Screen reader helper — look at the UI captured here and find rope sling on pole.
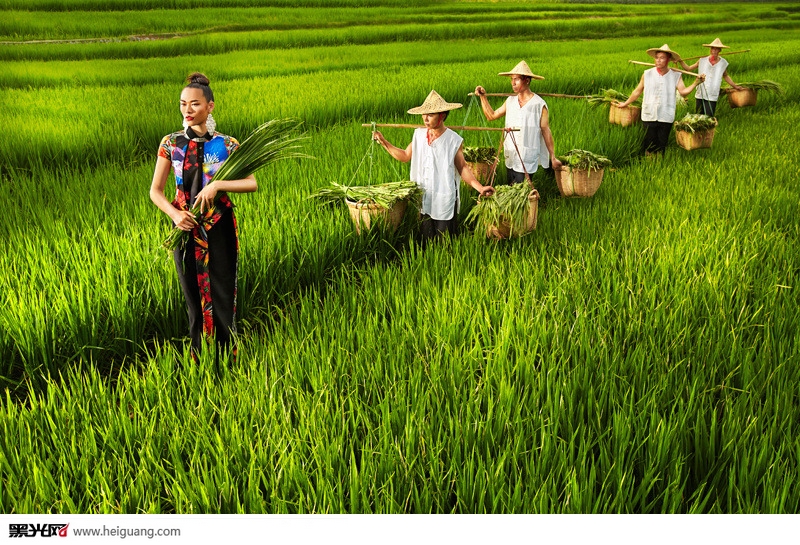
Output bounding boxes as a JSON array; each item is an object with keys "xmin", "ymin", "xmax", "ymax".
[
  {"xmin": 351, "ymin": 121, "xmax": 403, "ymax": 187},
  {"xmin": 459, "ymin": 94, "xmax": 494, "ymax": 147}
]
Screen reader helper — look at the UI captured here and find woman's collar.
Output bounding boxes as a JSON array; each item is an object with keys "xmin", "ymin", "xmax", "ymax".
[{"xmin": 185, "ymin": 126, "xmax": 213, "ymax": 141}]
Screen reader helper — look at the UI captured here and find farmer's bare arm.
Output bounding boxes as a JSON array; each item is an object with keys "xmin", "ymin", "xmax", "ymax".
[
  {"xmin": 723, "ymin": 71, "xmax": 743, "ymax": 91},
  {"xmin": 474, "ymin": 86, "xmax": 507, "ymax": 121},
  {"xmin": 540, "ymin": 107, "xmax": 562, "ymax": 171},
  {"xmin": 455, "ymin": 146, "xmax": 494, "ymax": 196},
  {"xmin": 372, "ymin": 131, "xmax": 412, "ymax": 162},
  {"xmin": 678, "ymin": 73, "xmax": 706, "ymax": 97},
  {"xmin": 616, "ymin": 75, "xmax": 645, "ymax": 107}
]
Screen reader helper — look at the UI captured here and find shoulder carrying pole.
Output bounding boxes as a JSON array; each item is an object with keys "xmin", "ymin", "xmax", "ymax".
[
  {"xmin": 363, "ymin": 123, "xmax": 519, "ymax": 132},
  {"xmin": 680, "ymin": 49, "xmax": 751, "ymax": 62},
  {"xmin": 628, "ymin": 60, "xmax": 700, "ymax": 77},
  {"xmin": 468, "ymin": 92, "xmax": 590, "ymax": 99}
]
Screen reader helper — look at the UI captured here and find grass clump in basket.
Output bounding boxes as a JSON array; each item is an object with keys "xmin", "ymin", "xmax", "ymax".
[
  {"xmin": 557, "ymin": 149, "xmax": 612, "ymax": 172},
  {"xmin": 724, "ymin": 80, "xmax": 784, "ymax": 94},
  {"xmin": 465, "ymin": 181, "xmax": 533, "ymax": 236},
  {"xmin": 674, "ymin": 114, "xmax": 718, "ymax": 134},
  {"xmin": 310, "ymin": 180, "xmax": 422, "ymax": 209},
  {"xmin": 586, "ymin": 88, "xmax": 641, "ymax": 107},
  {"xmin": 162, "ymin": 118, "xmax": 308, "ymax": 251},
  {"xmin": 463, "ymin": 146, "xmax": 497, "ymax": 165}
]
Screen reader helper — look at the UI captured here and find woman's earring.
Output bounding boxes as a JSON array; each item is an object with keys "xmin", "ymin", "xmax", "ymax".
[{"xmin": 206, "ymin": 113, "xmax": 216, "ymax": 135}]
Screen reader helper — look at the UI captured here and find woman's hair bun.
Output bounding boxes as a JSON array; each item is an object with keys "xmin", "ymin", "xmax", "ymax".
[{"xmin": 187, "ymin": 72, "xmax": 210, "ymax": 86}]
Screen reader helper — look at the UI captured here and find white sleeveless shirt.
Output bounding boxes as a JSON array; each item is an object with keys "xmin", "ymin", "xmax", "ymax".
[
  {"xmin": 504, "ymin": 94, "xmax": 550, "ymax": 173},
  {"xmin": 410, "ymin": 128, "xmax": 463, "ymax": 221},
  {"xmin": 642, "ymin": 67, "xmax": 682, "ymax": 123},
  {"xmin": 695, "ymin": 56, "xmax": 728, "ymax": 102}
]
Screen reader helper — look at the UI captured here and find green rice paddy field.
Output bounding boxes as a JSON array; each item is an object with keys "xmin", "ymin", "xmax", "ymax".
[{"xmin": 2, "ymin": 0, "xmax": 800, "ymax": 513}]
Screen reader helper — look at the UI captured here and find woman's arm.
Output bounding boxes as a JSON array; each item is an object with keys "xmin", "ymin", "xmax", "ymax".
[
  {"xmin": 150, "ymin": 155, "xmax": 198, "ymax": 231},
  {"xmin": 193, "ymin": 174, "xmax": 257, "ymax": 213}
]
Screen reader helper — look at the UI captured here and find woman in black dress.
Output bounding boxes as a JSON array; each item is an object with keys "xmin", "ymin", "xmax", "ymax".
[{"xmin": 149, "ymin": 73, "xmax": 257, "ymax": 361}]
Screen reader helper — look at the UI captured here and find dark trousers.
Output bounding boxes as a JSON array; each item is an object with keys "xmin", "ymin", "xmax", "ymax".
[
  {"xmin": 420, "ymin": 213, "xmax": 458, "ymax": 245},
  {"xmin": 696, "ymin": 98, "xmax": 718, "ymax": 117},
  {"xmin": 506, "ymin": 168, "xmax": 528, "ymax": 185},
  {"xmin": 173, "ymin": 211, "xmax": 238, "ymax": 356},
  {"xmin": 642, "ymin": 121, "xmax": 673, "ymax": 154}
]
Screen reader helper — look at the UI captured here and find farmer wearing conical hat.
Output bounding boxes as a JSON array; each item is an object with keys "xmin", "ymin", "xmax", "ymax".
[
  {"xmin": 372, "ymin": 91, "xmax": 494, "ymax": 242},
  {"xmin": 615, "ymin": 44, "xmax": 706, "ymax": 156},
  {"xmin": 372, "ymin": 90, "xmax": 495, "ymax": 243},
  {"xmin": 474, "ymin": 60, "xmax": 562, "ymax": 184},
  {"xmin": 678, "ymin": 38, "xmax": 743, "ymax": 116}
]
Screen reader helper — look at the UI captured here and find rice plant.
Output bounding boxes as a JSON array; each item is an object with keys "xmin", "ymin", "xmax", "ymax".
[{"xmin": 1, "ymin": 2, "xmax": 799, "ymax": 515}]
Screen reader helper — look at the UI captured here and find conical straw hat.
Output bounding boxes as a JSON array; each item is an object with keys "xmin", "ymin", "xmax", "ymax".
[
  {"xmin": 702, "ymin": 38, "xmax": 730, "ymax": 49},
  {"xmin": 646, "ymin": 44, "xmax": 682, "ymax": 62},
  {"xmin": 407, "ymin": 90, "xmax": 462, "ymax": 115},
  {"xmin": 497, "ymin": 60, "xmax": 545, "ymax": 80}
]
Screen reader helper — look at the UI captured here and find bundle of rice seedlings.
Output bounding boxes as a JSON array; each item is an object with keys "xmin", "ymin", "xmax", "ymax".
[
  {"xmin": 463, "ymin": 146, "xmax": 497, "ymax": 165},
  {"xmin": 586, "ymin": 88, "xmax": 641, "ymax": 107},
  {"xmin": 162, "ymin": 119, "xmax": 308, "ymax": 251},
  {"xmin": 674, "ymin": 114, "xmax": 718, "ymax": 134},
  {"xmin": 724, "ymin": 80, "xmax": 784, "ymax": 94},
  {"xmin": 310, "ymin": 180, "xmax": 422, "ymax": 209},
  {"xmin": 465, "ymin": 181, "xmax": 533, "ymax": 236},
  {"xmin": 557, "ymin": 149, "xmax": 613, "ymax": 172}
]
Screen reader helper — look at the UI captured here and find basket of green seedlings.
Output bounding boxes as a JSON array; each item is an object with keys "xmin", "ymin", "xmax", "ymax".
[
  {"xmin": 555, "ymin": 149, "xmax": 613, "ymax": 197},
  {"xmin": 674, "ymin": 114, "xmax": 718, "ymax": 150},
  {"xmin": 466, "ymin": 181, "xmax": 539, "ymax": 240},
  {"xmin": 310, "ymin": 180, "xmax": 422, "ymax": 234},
  {"xmin": 587, "ymin": 89, "xmax": 642, "ymax": 126},
  {"xmin": 723, "ymin": 80, "xmax": 784, "ymax": 108},
  {"xmin": 463, "ymin": 146, "xmax": 498, "ymax": 183}
]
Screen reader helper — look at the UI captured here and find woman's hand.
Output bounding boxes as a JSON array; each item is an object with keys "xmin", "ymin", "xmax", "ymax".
[
  {"xmin": 193, "ymin": 182, "xmax": 219, "ymax": 213},
  {"xmin": 172, "ymin": 209, "xmax": 198, "ymax": 232}
]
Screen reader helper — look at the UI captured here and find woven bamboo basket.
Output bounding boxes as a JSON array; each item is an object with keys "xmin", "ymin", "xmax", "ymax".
[
  {"xmin": 727, "ymin": 88, "xmax": 757, "ymax": 108},
  {"xmin": 467, "ymin": 161, "xmax": 494, "ymax": 183},
  {"xmin": 676, "ymin": 128, "xmax": 716, "ymax": 150},
  {"xmin": 609, "ymin": 104, "xmax": 641, "ymax": 126},
  {"xmin": 555, "ymin": 166, "xmax": 605, "ymax": 197},
  {"xmin": 486, "ymin": 189, "xmax": 539, "ymax": 240},
  {"xmin": 346, "ymin": 198, "xmax": 408, "ymax": 235}
]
